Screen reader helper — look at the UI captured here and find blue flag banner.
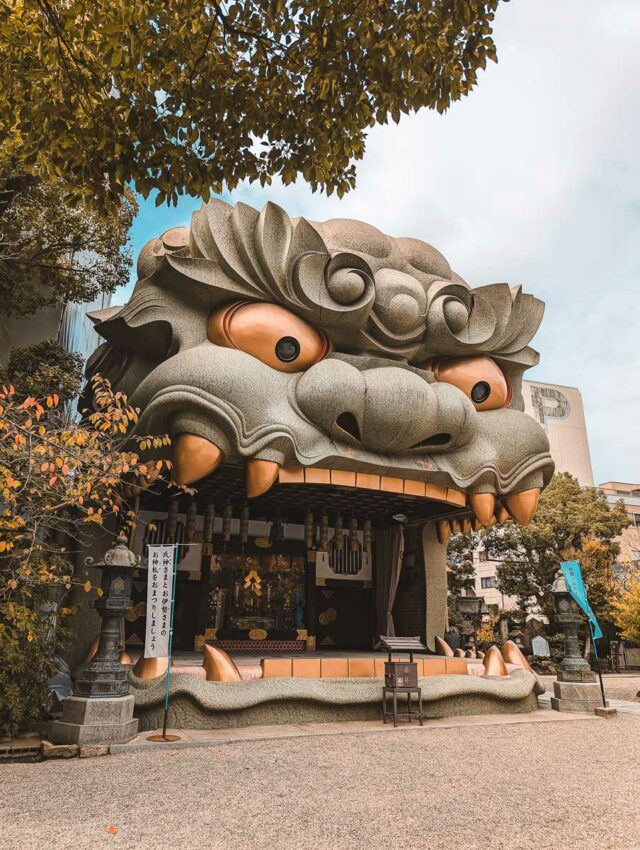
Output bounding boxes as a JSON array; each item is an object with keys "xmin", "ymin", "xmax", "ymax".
[{"xmin": 560, "ymin": 560, "xmax": 603, "ymax": 641}]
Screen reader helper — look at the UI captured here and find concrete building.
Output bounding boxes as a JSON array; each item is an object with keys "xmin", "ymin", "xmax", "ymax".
[
  {"xmin": 0, "ymin": 294, "xmax": 111, "ymax": 396},
  {"xmin": 598, "ymin": 481, "xmax": 640, "ymax": 581},
  {"xmin": 473, "ymin": 379, "xmax": 595, "ymax": 611},
  {"xmin": 522, "ymin": 379, "xmax": 594, "ymax": 487},
  {"xmin": 57, "ymin": 295, "xmax": 112, "ymax": 368},
  {"xmin": 471, "ymin": 546, "xmax": 518, "ymax": 610}
]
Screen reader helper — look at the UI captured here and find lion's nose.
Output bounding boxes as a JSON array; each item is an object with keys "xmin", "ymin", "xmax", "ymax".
[{"xmin": 295, "ymin": 359, "xmax": 476, "ymax": 453}]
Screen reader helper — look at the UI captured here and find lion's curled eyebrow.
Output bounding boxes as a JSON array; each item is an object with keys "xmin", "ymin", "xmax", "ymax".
[{"xmin": 89, "ymin": 198, "xmax": 544, "ymax": 375}]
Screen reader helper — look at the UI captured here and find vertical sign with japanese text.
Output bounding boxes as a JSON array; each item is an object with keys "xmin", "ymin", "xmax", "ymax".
[{"xmin": 144, "ymin": 545, "xmax": 175, "ymax": 658}]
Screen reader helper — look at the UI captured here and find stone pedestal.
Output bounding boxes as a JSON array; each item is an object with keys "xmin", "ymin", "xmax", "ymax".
[
  {"xmin": 50, "ymin": 695, "xmax": 138, "ymax": 746},
  {"xmin": 550, "ymin": 674, "xmax": 607, "ymax": 714}
]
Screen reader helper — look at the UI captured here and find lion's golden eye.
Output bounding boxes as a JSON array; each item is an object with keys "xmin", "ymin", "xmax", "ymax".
[
  {"xmin": 424, "ymin": 355, "xmax": 511, "ymax": 411},
  {"xmin": 207, "ymin": 301, "xmax": 330, "ymax": 373}
]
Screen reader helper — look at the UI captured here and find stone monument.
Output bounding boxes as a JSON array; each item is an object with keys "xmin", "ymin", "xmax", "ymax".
[{"xmin": 531, "ymin": 635, "xmax": 550, "ymax": 657}]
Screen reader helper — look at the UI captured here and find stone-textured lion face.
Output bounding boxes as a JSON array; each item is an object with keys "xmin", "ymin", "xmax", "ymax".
[{"xmin": 87, "ymin": 199, "xmax": 553, "ymax": 524}]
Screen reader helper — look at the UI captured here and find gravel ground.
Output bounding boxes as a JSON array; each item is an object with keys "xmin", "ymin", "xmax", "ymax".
[
  {"xmin": 541, "ymin": 674, "xmax": 640, "ymax": 702},
  {"xmin": 2, "ymin": 715, "xmax": 640, "ymax": 850}
]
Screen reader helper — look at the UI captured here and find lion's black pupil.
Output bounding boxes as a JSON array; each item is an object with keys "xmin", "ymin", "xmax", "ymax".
[
  {"xmin": 275, "ymin": 336, "xmax": 300, "ymax": 363},
  {"xmin": 471, "ymin": 381, "xmax": 491, "ymax": 404}
]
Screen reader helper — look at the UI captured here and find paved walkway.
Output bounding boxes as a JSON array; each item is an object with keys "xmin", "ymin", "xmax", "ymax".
[{"xmin": 2, "ymin": 711, "xmax": 639, "ymax": 850}]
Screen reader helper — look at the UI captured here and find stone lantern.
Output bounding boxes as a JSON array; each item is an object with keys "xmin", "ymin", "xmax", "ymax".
[
  {"xmin": 73, "ymin": 531, "xmax": 139, "ymax": 698},
  {"xmin": 549, "ymin": 568, "xmax": 602, "ymax": 713},
  {"xmin": 51, "ymin": 533, "xmax": 140, "ymax": 746},
  {"xmin": 455, "ymin": 594, "xmax": 483, "ymax": 652}
]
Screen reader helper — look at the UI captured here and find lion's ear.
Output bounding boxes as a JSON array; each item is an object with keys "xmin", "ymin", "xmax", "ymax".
[
  {"xmin": 88, "ymin": 288, "xmax": 175, "ymax": 359},
  {"xmin": 93, "ymin": 316, "xmax": 173, "ymax": 359},
  {"xmin": 87, "ymin": 306, "xmax": 122, "ymax": 326}
]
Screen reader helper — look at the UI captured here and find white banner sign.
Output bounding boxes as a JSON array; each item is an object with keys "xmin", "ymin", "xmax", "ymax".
[{"xmin": 144, "ymin": 545, "xmax": 175, "ymax": 659}]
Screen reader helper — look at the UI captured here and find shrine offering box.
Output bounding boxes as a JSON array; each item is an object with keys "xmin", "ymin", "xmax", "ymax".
[{"xmin": 384, "ymin": 661, "xmax": 418, "ymax": 688}]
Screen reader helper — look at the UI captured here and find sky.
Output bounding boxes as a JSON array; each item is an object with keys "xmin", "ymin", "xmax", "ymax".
[{"xmin": 120, "ymin": 0, "xmax": 640, "ymax": 486}]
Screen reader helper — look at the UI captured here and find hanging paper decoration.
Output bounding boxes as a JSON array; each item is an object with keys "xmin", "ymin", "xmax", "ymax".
[
  {"xmin": 349, "ymin": 516, "xmax": 359, "ymax": 551},
  {"xmin": 304, "ymin": 509, "xmax": 314, "ymax": 549},
  {"xmin": 240, "ymin": 504, "xmax": 250, "ymax": 544},
  {"xmin": 363, "ymin": 516, "xmax": 372, "ymax": 554},
  {"xmin": 320, "ymin": 511, "xmax": 329, "ymax": 552},
  {"xmin": 222, "ymin": 502, "xmax": 233, "ymax": 542},
  {"xmin": 334, "ymin": 513, "xmax": 344, "ymax": 550},
  {"xmin": 204, "ymin": 502, "xmax": 216, "ymax": 544}
]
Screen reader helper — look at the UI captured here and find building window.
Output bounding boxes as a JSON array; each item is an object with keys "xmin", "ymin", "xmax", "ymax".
[
  {"xmin": 477, "ymin": 549, "xmax": 488, "ymax": 562},
  {"xmin": 481, "ymin": 577, "xmax": 497, "ymax": 589}
]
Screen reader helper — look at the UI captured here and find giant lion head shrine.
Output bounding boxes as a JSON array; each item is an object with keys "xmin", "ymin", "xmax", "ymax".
[{"xmin": 81, "ymin": 199, "xmax": 554, "ymax": 731}]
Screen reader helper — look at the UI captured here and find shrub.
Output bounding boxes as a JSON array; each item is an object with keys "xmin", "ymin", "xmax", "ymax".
[
  {"xmin": 0, "ymin": 574, "xmax": 75, "ymax": 737},
  {"xmin": 0, "ymin": 376, "xmax": 175, "ymax": 736}
]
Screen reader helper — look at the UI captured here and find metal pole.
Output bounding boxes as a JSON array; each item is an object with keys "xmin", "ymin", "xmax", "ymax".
[
  {"xmin": 589, "ymin": 621, "xmax": 607, "ymax": 708},
  {"xmin": 161, "ymin": 542, "xmax": 180, "ymax": 738}
]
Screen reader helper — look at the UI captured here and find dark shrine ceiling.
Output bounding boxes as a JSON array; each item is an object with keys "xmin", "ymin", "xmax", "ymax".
[
  {"xmin": 141, "ymin": 465, "xmax": 469, "ymax": 527},
  {"xmin": 139, "ymin": 462, "xmax": 469, "ymax": 528}
]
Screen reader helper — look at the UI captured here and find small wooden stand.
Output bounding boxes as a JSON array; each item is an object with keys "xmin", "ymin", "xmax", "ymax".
[
  {"xmin": 379, "ymin": 635, "xmax": 428, "ymax": 728},
  {"xmin": 382, "ymin": 685, "xmax": 424, "ymax": 727}
]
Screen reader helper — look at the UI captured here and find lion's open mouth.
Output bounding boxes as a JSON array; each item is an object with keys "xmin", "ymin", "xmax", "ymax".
[
  {"xmin": 161, "ymin": 431, "xmax": 545, "ymax": 545},
  {"xmin": 134, "ymin": 381, "xmax": 552, "ymax": 537}
]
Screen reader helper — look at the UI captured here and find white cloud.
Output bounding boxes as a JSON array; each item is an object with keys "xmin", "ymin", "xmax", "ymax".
[{"xmin": 122, "ymin": 0, "xmax": 640, "ymax": 483}]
